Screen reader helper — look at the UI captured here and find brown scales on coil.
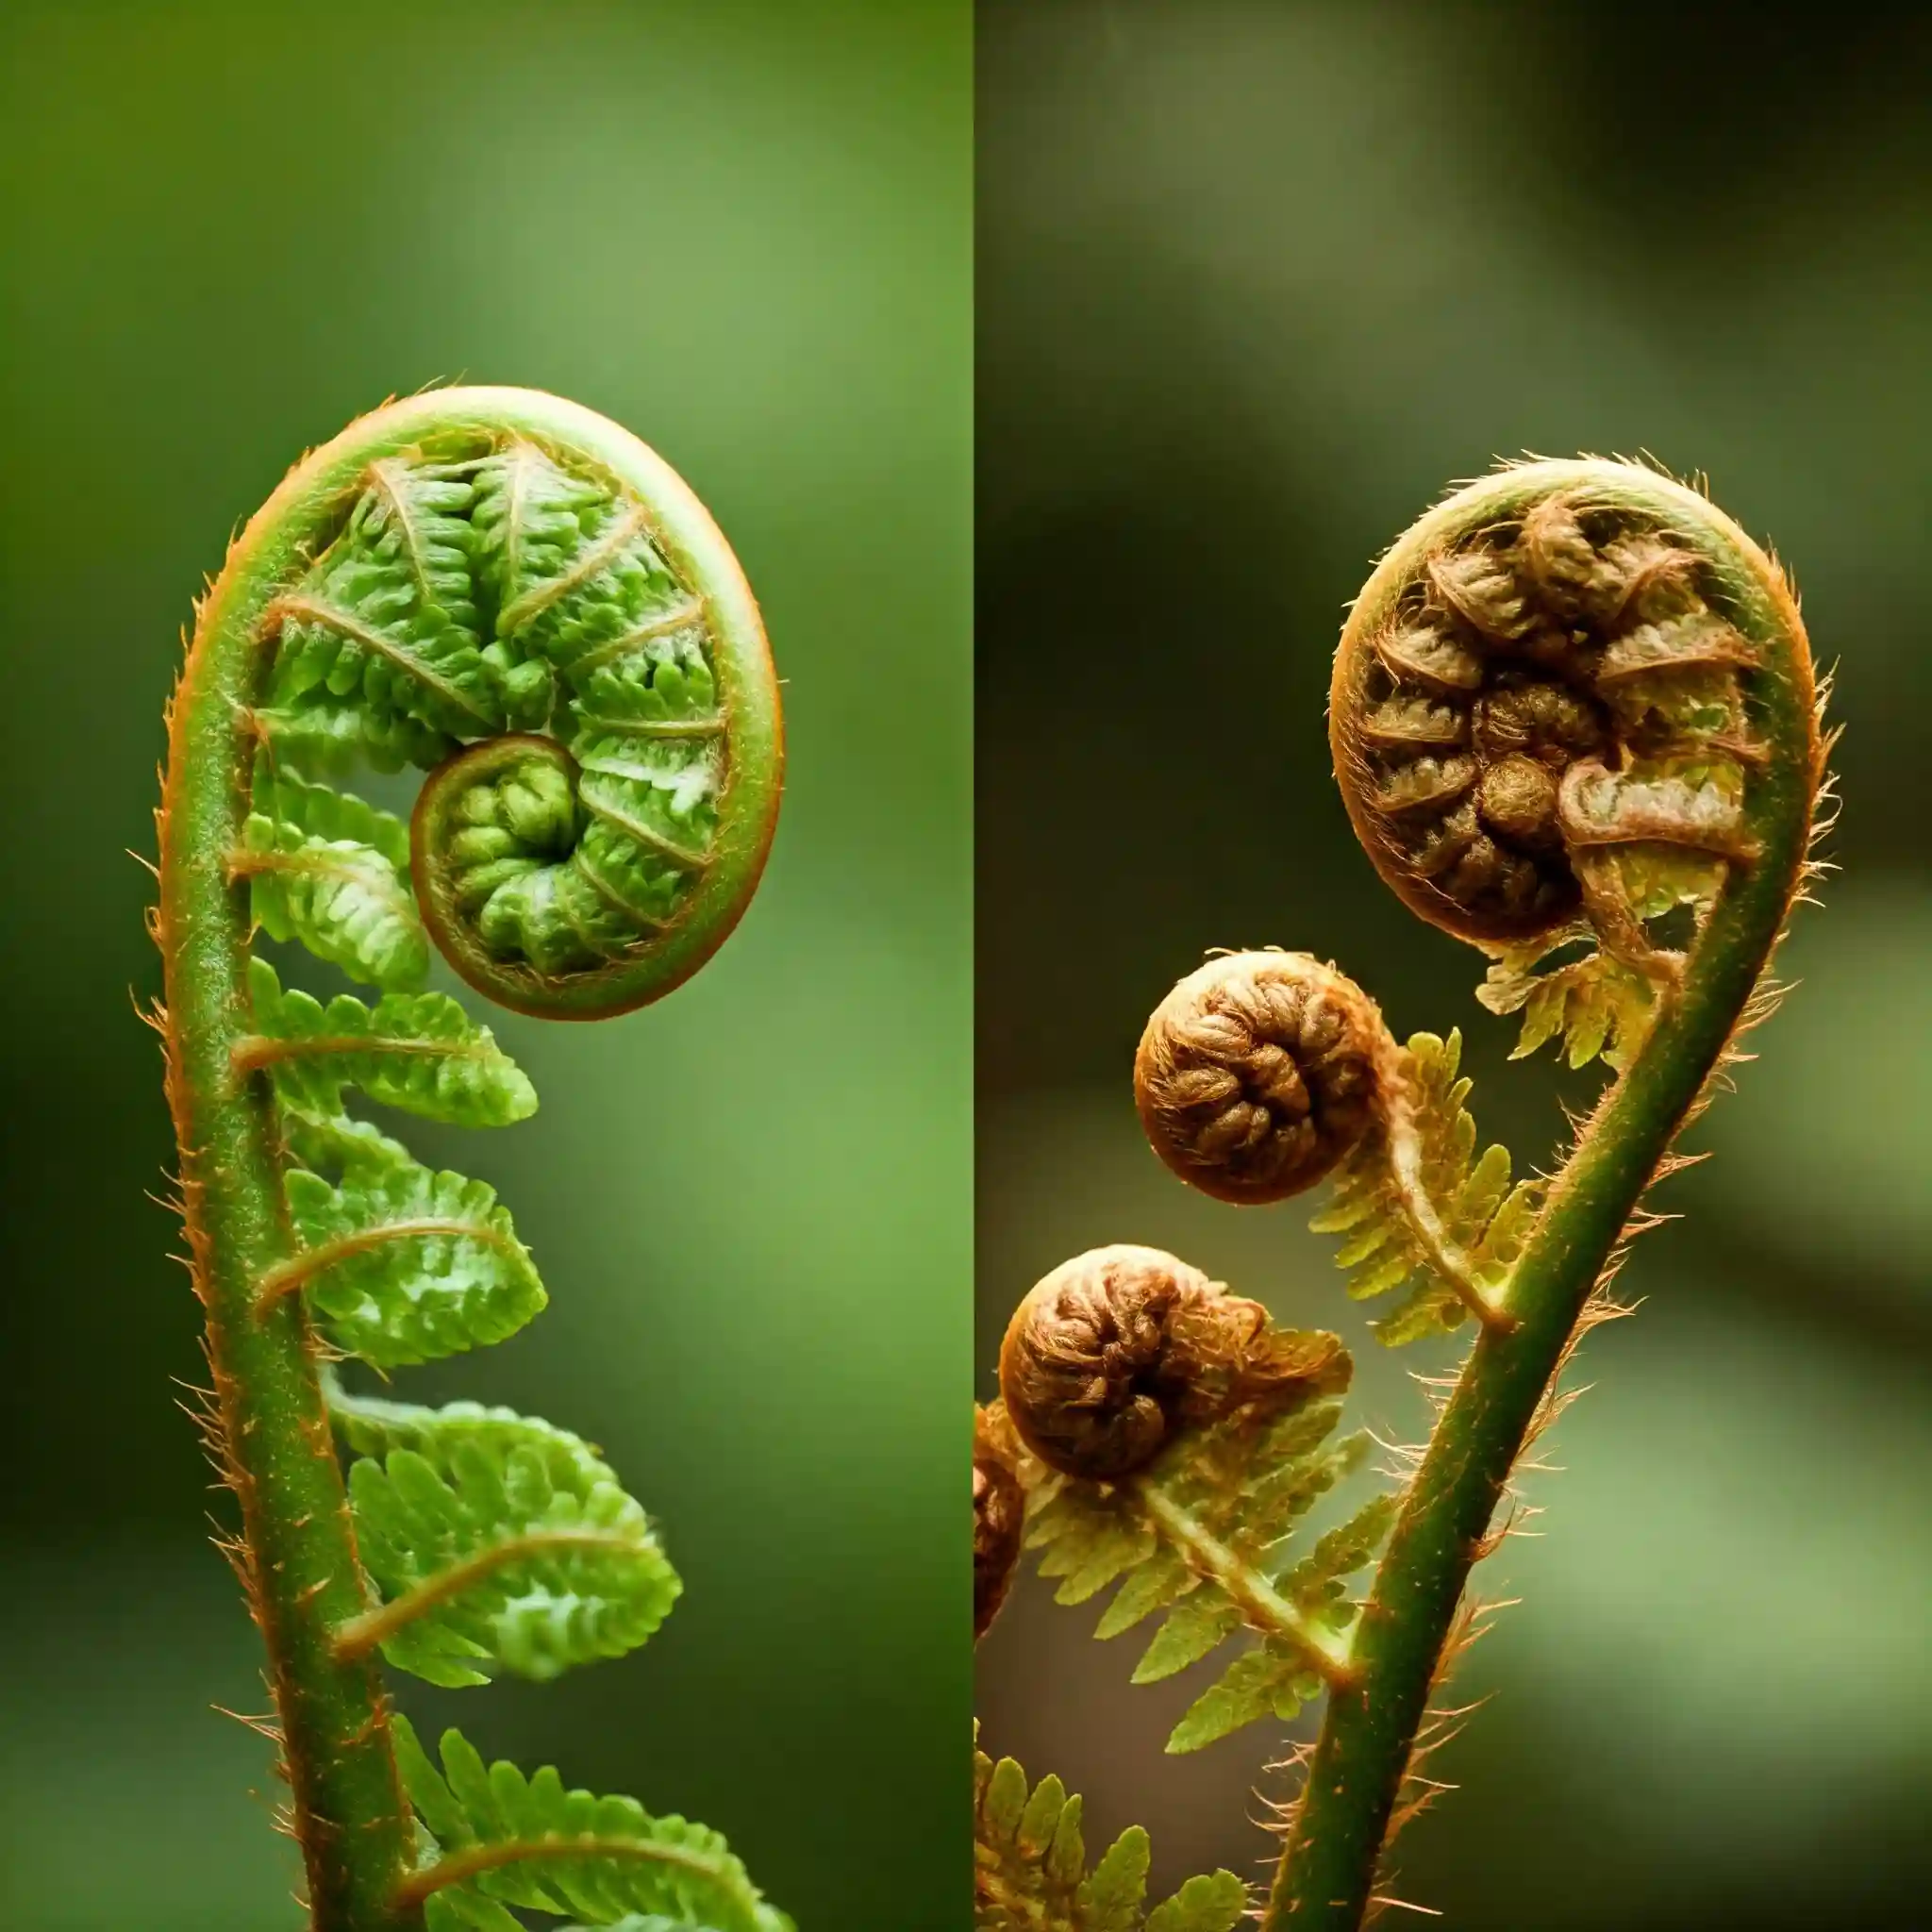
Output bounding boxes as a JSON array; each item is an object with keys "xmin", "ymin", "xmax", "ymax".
[
  {"xmin": 1334, "ymin": 488, "xmax": 1764, "ymax": 952},
  {"xmin": 1135, "ymin": 952, "xmax": 1390, "ymax": 1205},
  {"xmin": 998, "ymin": 1243, "xmax": 1349, "ymax": 1482}
]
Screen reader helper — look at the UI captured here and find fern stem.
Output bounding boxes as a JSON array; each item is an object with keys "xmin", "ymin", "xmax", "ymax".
[
  {"xmin": 1265, "ymin": 463, "xmax": 1821, "ymax": 1928},
  {"xmin": 1133, "ymin": 1485, "xmax": 1356, "ymax": 1685}
]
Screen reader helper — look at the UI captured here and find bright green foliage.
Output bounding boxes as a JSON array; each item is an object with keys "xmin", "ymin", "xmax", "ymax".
[
  {"xmin": 254, "ymin": 763, "xmax": 415, "ymax": 868},
  {"xmin": 270, "ymin": 458, "xmax": 503, "ymax": 745},
  {"xmin": 246, "ymin": 956, "xmax": 538, "ymax": 1126},
  {"xmin": 244, "ymin": 766, "xmax": 427, "ymax": 991},
  {"xmin": 165, "ymin": 404, "xmax": 790, "ymax": 1931},
  {"xmin": 973, "ymin": 1740, "xmax": 1247, "ymax": 1932},
  {"xmin": 394, "ymin": 1718, "xmax": 791, "ymax": 1932},
  {"xmin": 1022, "ymin": 1397, "xmax": 1391, "ymax": 1752},
  {"xmin": 282, "ymin": 1160, "xmax": 543, "ymax": 1367},
  {"xmin": 334, "ymin": 1391, "xmax": 678, "ymax": 1688},
  {"xmin": 282, "ymin": 1104, "xmax": 414, "ymax": 1177},
  {"xmin": 1311, "ymin": 1030, "xmax": 1541, "ymax": 1345},
  {"xmin": 447, "ymin": 440, "xmax": 726, "ymax": 970},
  {"xmin": 255, "ymin": 691, "xmax": 453, "ymax": 775}
]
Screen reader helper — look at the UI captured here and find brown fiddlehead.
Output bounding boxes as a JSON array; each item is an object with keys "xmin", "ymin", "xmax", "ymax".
[{"xmin": 979, "ymin": 458, "xmax": 1827, "ymax": 1932}]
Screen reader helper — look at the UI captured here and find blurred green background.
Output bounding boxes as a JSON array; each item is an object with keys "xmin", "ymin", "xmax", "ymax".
[
  {"xmin": 976, "ymin": 5, "xmax": 1930, "ymax": 1930},
  {"xmin": 0, "ymin": 4, "xmax": 968, "ymax": 1928}
]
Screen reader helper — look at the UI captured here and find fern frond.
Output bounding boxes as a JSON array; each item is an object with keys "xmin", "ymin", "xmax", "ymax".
[
  {"xmin": 475, "ymin": 442, "xmax": 688, "ymax": 678},
  {"xmin": 254, "ymin": 692, "xmax": 454, "ymax": 777},
  {"xmin": 242, "ymin": 956, "xmax": 538, "ymax": 1126},
  {"xmin": 1310, "ymin": 1030, "xmax": 1540, "ymax": 1344},
  {"xmin": 254, "ymin": 762, "xmax": 415, "ymax": 867},
  {"xmin": 393, "ymin": 1718, "xmax": 791, "ymax": 1932},
  {"xmin": 271, "ymin": 1159, "xmax": 544, "ymax": 1366},
  {"xmin": 974, "ymin": 1737, "xmax": 1247, "ymax": 1932},
  {"xmin": 1476, "ymin": 934, "xmax": 1658, "ymax": 1072},
  {"xmin": 328, "ymin": 1390, "xmax": 678, "ymax": 1688},
  {"xmin": 281, "ymin": 1104, "xmax": 415, "ymax": 1177},
  {"xmin": 240, "ymin": 768, "xmax": 427, "ymax": 991},
  {"xmin": 1019, "ymin": 1392, "xmax": 1389, "ymax": 1752},
  {"xmin": 269, "ymin": 460, "xmax": 503, "ymax": 744}
]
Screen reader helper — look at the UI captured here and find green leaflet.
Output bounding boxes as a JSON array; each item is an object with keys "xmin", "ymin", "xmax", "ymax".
[
  {"xmin": 281, "ymin": 1159, "xmax": 544, "ymax": 1368},
  {"xmin": 242, "ymin": 767, "xmax": 426, "ymax": 991},
  {"xmin": 395, "ymin": 1718, "xmax": 791, "ymax": 1932},
  {"xmin": 253, "ymin": 763, "xmax": 414, "ymax": 868},
  {"xmin": 1022, "ymin": 1397, "xmax": 1391, "ymax": 1753},
  {"xmin": 281, "ymin": 1104, "xmax": 415, "ymax": 1177},
  {"xmin": 447, "ymin": 440, "xmax": 729, "ymax": 971},
  {"xmin": 270, "ymin": 459, "xmax": 505, "ymax": 744},
  {"xmin": 973, "ymin": 1740, "xmax": 1247, "ymax": 1932},
  {"xmin": 475, "ymin": 441, "xmax": 690, "ymax": 677},
  {"xmin": 245, "ymin": 956, "xmax": 538, "ymax": 1127},
  {"xmin": 255, "ymin": 692, "xmax": 454, "ymax": 777},
  {"xmin": 1310, "ymin": 1030, "xmax": 1541, "ymax": 1345},
  {"xmin": 332, "ymin": 1391, "xmax": 679, "ymax": 1688}
]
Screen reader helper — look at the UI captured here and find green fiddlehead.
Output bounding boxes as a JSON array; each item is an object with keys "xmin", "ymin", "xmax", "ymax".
[
  {"xmin": 154, "ymin": 387, "xmax": 788, "ymax": 1931},
  {"xmin": 978, "ymin": 459, "xmax": 1825, "ymax": 1930}
]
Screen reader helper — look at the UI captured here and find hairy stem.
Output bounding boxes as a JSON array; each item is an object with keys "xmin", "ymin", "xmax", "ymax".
[
  {"xmin": 1266, "ymin": 464, "xmax": 1820, "ymax": 1928},
  {"xmin": 158, "ymin": 387, "xmax": 772, "ymax": 1929}
]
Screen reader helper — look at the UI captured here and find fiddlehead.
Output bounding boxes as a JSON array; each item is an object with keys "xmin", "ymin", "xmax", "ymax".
[
  {"xmin": 1133, "ymin": 954, "xmax": 1384, "ymax": 1206},
  {"xmin": 980, "ymin": 458, "xmax": 1825, "ymax": 1932},
  {"xmin": 998, "ymin": 1242, "xmax": 1349, "ymax": 1481},
  {"xmin": 153, "ymin": 388, "xmax": 787, "ymax": 1931}
]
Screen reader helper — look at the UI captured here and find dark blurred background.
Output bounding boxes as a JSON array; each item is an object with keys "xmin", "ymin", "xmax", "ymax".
[
  {"xmin": 976, "ymin": 5, "xmax": 1931, "ymax": 1929},
  {"xmin": 0, "ymin": 5, "xmax": 967, "ymax": 1928}
]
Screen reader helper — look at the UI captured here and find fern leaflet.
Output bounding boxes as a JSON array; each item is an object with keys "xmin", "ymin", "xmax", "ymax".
[
  {"xmin": 242, "ymin": 956, "xmax": 538, "ymax": 1127},
  {"xmin": 271, "ymin": 1159, "xmax": 544, "ymax": 1366},
  {"xmin": 974, "ymin": 1738, "xmax": 1247, "ymax": 1932},
  {"xmin": 241, "ymin": 764, "xmax": 427, "ymax": 991},
  {"xmin": 270, "ymin": 459, "xmax": 502, "ymax": 741},
  {"xmin": 1015, "ymin": 1391, "xmax": 1392, "ymax": 1752},
  {"xmin": 330, "ymin": 1387, "xmax": 678, "ymax": 1688},
  {"xmin": 394, "ymin": 1718, "xmax": 791, "ymax": 1932},
  {"xmin": 1310, "ymin": 1029, "xmax": 1540, "ymax": 1344}
]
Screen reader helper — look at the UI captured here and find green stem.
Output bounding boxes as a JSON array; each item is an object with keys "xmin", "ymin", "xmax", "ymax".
[
  {"xmin": 1265, "ymin": 463, "xmax": 1821, "ymax": 1928},
  {"xmin": 158, "ymin": 386, "xmax": 768, "ymax": 1929}
]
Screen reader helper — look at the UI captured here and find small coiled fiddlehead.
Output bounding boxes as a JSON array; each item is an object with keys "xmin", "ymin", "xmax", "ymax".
[
  {"xmin": 1133, "ymin": 954, "xmax": 1385, "ymax": 1205},
  {"xmin": 154, "ymin": 388, "xmax": 787, "ymax": 1931},
  {"xmin": 978, "ymin": 458, "xmax": 1826, "ymax": 1932},
  {"xmin": 999, "ymin": 1243, "xmax": 1349, "ymax": 1481}
]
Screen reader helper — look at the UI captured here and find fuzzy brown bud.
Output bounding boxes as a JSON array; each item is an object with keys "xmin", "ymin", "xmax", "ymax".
[
  {"xmin": 997, "ymin": 1243, "xmax": 1349, "ymax": 1481},
  {"xmin": 1331, "ymin": 470, "xmax": 1766, "ymax": 948},
  {"xmin": 973, "ymin": 1407, "xmax": 1024, "ymax": 1641},
  {"xmin": 1134, "ymin": 952, "xmax": 1390, "ymax": 1206}
]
